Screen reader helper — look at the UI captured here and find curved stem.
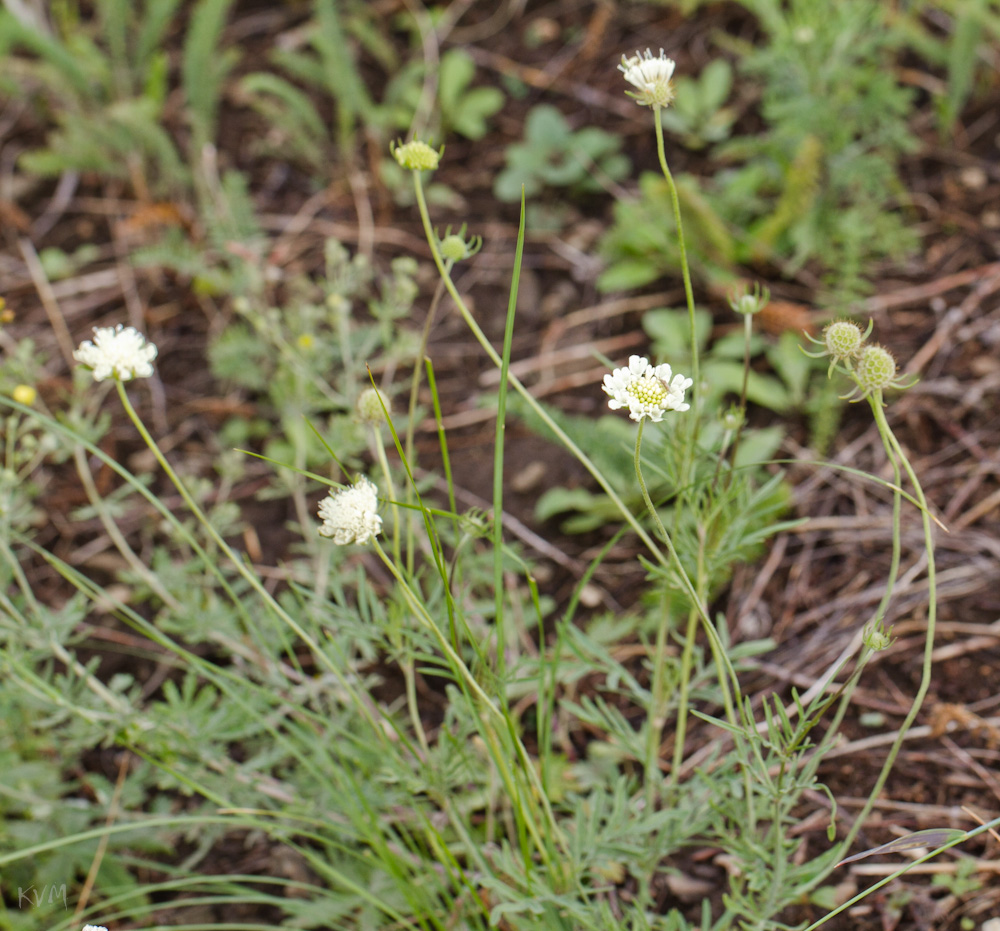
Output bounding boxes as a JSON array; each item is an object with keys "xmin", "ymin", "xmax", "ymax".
[
  {"xmin": 409, "ymin": 171, "xmax": 727, "ymax": 636},
  {"xmin": 114, "ymin": 380, "xmax": 389, "ymax": 745},
  {"xmin": 404, "ymin": 275, "xmax": 449, "ymax": 573},
  {"xmin": 636, "ymin": 420, "xmax": 669, "ymax": 804},
  {"xmin": 653, "ymin": 110, "xmax": 701, "ymax": 495},
  {"xmin": 653, "ymin": 111, "xmax": 698, "ymax": 400},
  {"xmin": 372, "ymin": 425, "xmax": 401, "ymax": 567},
  {"xmin": 837, "ymin": 394, "xmax": 937, "ymax": 857}
]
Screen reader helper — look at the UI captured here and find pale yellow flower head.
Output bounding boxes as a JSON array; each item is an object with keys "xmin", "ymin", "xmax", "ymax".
[{"xmin": 74, "ymin": 324, "xmax": 157, "ymax": 382}]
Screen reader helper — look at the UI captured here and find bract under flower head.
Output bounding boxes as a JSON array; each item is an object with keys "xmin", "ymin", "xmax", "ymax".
[
  {"xmin": 317, "ymin": 477, "xmax": 382, "ymax": 545},
  {"xmin": 603, "ymin": 355, "xmax": 692, "ymax": 422},
  {"xmin": 74, "ymin": 324, "xmax": 158, "ymax": 382},
  {"xmin": 619, "ymin": 48, "xmax": 676, "ymax": 109}
]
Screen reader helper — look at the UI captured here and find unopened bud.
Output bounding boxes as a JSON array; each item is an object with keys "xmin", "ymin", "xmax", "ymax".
[
  {"xmin": 357, "ymin": 387, "xmax": 391, "ymax": 425},
  {"xmin": 391, "ymin": 140, "xmax": 441, "ymax": 172}
]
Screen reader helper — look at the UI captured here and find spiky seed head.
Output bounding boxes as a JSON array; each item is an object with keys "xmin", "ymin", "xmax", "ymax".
[
  {"xmin": 855, "ymin": 344, "xmax": 897, "ymax": 393},
  {"xmin": 823, "ymin": 320, "xmax": 864, "ymax": 362}
]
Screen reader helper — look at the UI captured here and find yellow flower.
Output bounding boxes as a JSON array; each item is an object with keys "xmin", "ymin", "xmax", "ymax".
[{"xmin": 12, "ymin": 384, "xmax": 37, "ymax": 405}]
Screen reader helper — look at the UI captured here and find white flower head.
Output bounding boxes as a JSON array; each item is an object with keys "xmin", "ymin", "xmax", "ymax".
[
  {"xmin": 74, "ymin": 324, "xmax": 158, "ymax": 382},
  {"xmin": 317, "ymin": 477, "xmax": 382, "ymax": 545},
  {"xmin": 618, "ymin": 48, "xmax": 676, "ymax": 109},
  {"xmin": 82, "ymin": 926, "xmax": 109, "ymax": 931},
  {"xmin": 603, "ymin": 355, "xmax": 692, "ymax": 422}
]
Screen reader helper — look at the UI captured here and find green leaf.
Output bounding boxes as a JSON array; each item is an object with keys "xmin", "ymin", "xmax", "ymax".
[
  {"xmin": 596, "ymin": 258, "xmax": 661, "ymax": 292},
  {"xmin": 535, "ymin": 487, "xmax": 601, "ymax": 522},
  {"xmin": 642, "ymin": 307, "xmax": 713, "ymax": 359},
  {"xmin": 702, "ymin": 359, "xmax": 792, "ymax": 412}
]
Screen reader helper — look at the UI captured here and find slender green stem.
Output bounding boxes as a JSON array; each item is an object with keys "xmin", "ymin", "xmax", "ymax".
[
  {"xmin": 410, "ymin": 172, "xmax": 664, "ymax": 562},
  {"xmin": 653, "ymin": 110, "xmax": 698, "ymax": 401},
  {"xmin": 404, "ymin": 275, "xmax": 448, "ymax": 576},
  {"xmin": 492, "ymin": 200, "xmax": 525, "ymax": 685},
  {"xmin": 401, "ymin": 657, "xmax": 430, "ymax": 756},
  {"xmin": 837, "ymin": 393, "xmax": 937, "ymax": 857},
  {"xmin": 633, "ymin": 418, "xmax": 668, "ymax": 542},
  {"xmin": 670, "ymin": 607, "xmax": 699, "ymax": 790},
  {"xmin": 409, "ymin": 169, "xmax": 729, "ymax": 689},
  {"xmin": 114, "ymin": 380, "xmax": 389, "ymax": 745},
  {"xmin": 636, "ymin": 420, "xmax": 670, "ymax": 804},
  {"xmin": 373, "ymin": 537, "xmax": 564, "ymax": 871},
  {"xmin": 372, "ymin": 425, "xmax": 401, "ymax": 568},
  {"xmin": 634, "ymin": 421, "xmax": 733, "ymax": 802},
  {"xmin": 724, "ymin": 311, "xmax": 754, "ymax": 484},
  {"xmin": 653, "ymin": 108, "xmax": 701, "ymax": 498},
  {"xmin": 71, "ymin": 445, "xmax": 181, "ymax": 610}
]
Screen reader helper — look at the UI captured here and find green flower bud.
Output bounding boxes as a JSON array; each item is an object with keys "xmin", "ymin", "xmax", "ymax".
[
  {"xmin": 357, "ymin": 387, "xmax": 391, "ymax": 425},
  {"xmin": 458, "ymin": 507, "xmax": 492, "ymax": 538},
  {"xmin": 721, "ymin": 404, "xmax": 745, "ymax": 431},
  {"xmin": 391, "ymin": 140, "xmax": 441, "ymax": 171},
  {"xmin": 729, "ymin": 282, "xmax": 770, "ymax": 317},
  {"xmin": 863, "ymin": 621, "xmax": 893, "ymax": 653},
  {"xmin": 441, "ymin": 235, "xmax": 470, "ymax": 262},
  {"xmin": 437, "ymin": 227, "xmax": 482, "ymax": 263}
]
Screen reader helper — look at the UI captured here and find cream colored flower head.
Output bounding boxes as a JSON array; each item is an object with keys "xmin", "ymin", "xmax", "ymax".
[
  {"xmin": 603, "ymin": 355, "xmax": 692, "ymax": 422},
  {"xmin": 317, "ymin": 477, "xmax": 382, "ymax": 545},
  {"xmin": 619, "ymin": 48, "xmax": 676, "ymax": 109},
  {"xmin": 74, "ymin": 324, "xmax": 157, "ymax": 382},
  {"xmin": 82, "ymin": 926, "xmax": 109, "ymax": 931},
  {"xmin": 356, "ymin": 387, "xmax": 391, "ymax": 425}
]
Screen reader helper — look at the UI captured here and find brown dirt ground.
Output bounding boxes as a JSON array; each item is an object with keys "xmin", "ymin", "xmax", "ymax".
[{"xmin": 3, "ymin": 1, "xmax": 1000, "ymax": 928}]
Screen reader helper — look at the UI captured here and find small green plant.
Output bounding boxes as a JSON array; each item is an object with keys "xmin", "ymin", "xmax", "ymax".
[
  {"xmin": 930, "ymin": 857, "xmax": 982, "ymax": 897},
  {"xmin": 600, "ymin": 0, "xmax": 937, "ymax": 307},
  {"xmin": 436, "ymin": 48, "xmax": 505, "ymax": 141},
  {"xmin": 208, "ymin": 240, "xmax": 420, "ymax": 483},
  {"xmin": 1, "ymin": 14, "xmax": 991, "ymax": 931},
  {"xmin": 0, "ymin": 0, "xmax": 236, "ymax": 198},
  {"xmin": 891, "ymin": 0, "xmax": 1000, "ymax": 135},
  {"xmin": 658, "ymin": 58, "xmax": 736, "ymax": 148},
  {"xmin": 494, "ymin": 103, "xmax": 630, "ymax": 201},
  {"xmin": 236, "ymin": 2, "xmax": 503, "ymax": 176}
]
